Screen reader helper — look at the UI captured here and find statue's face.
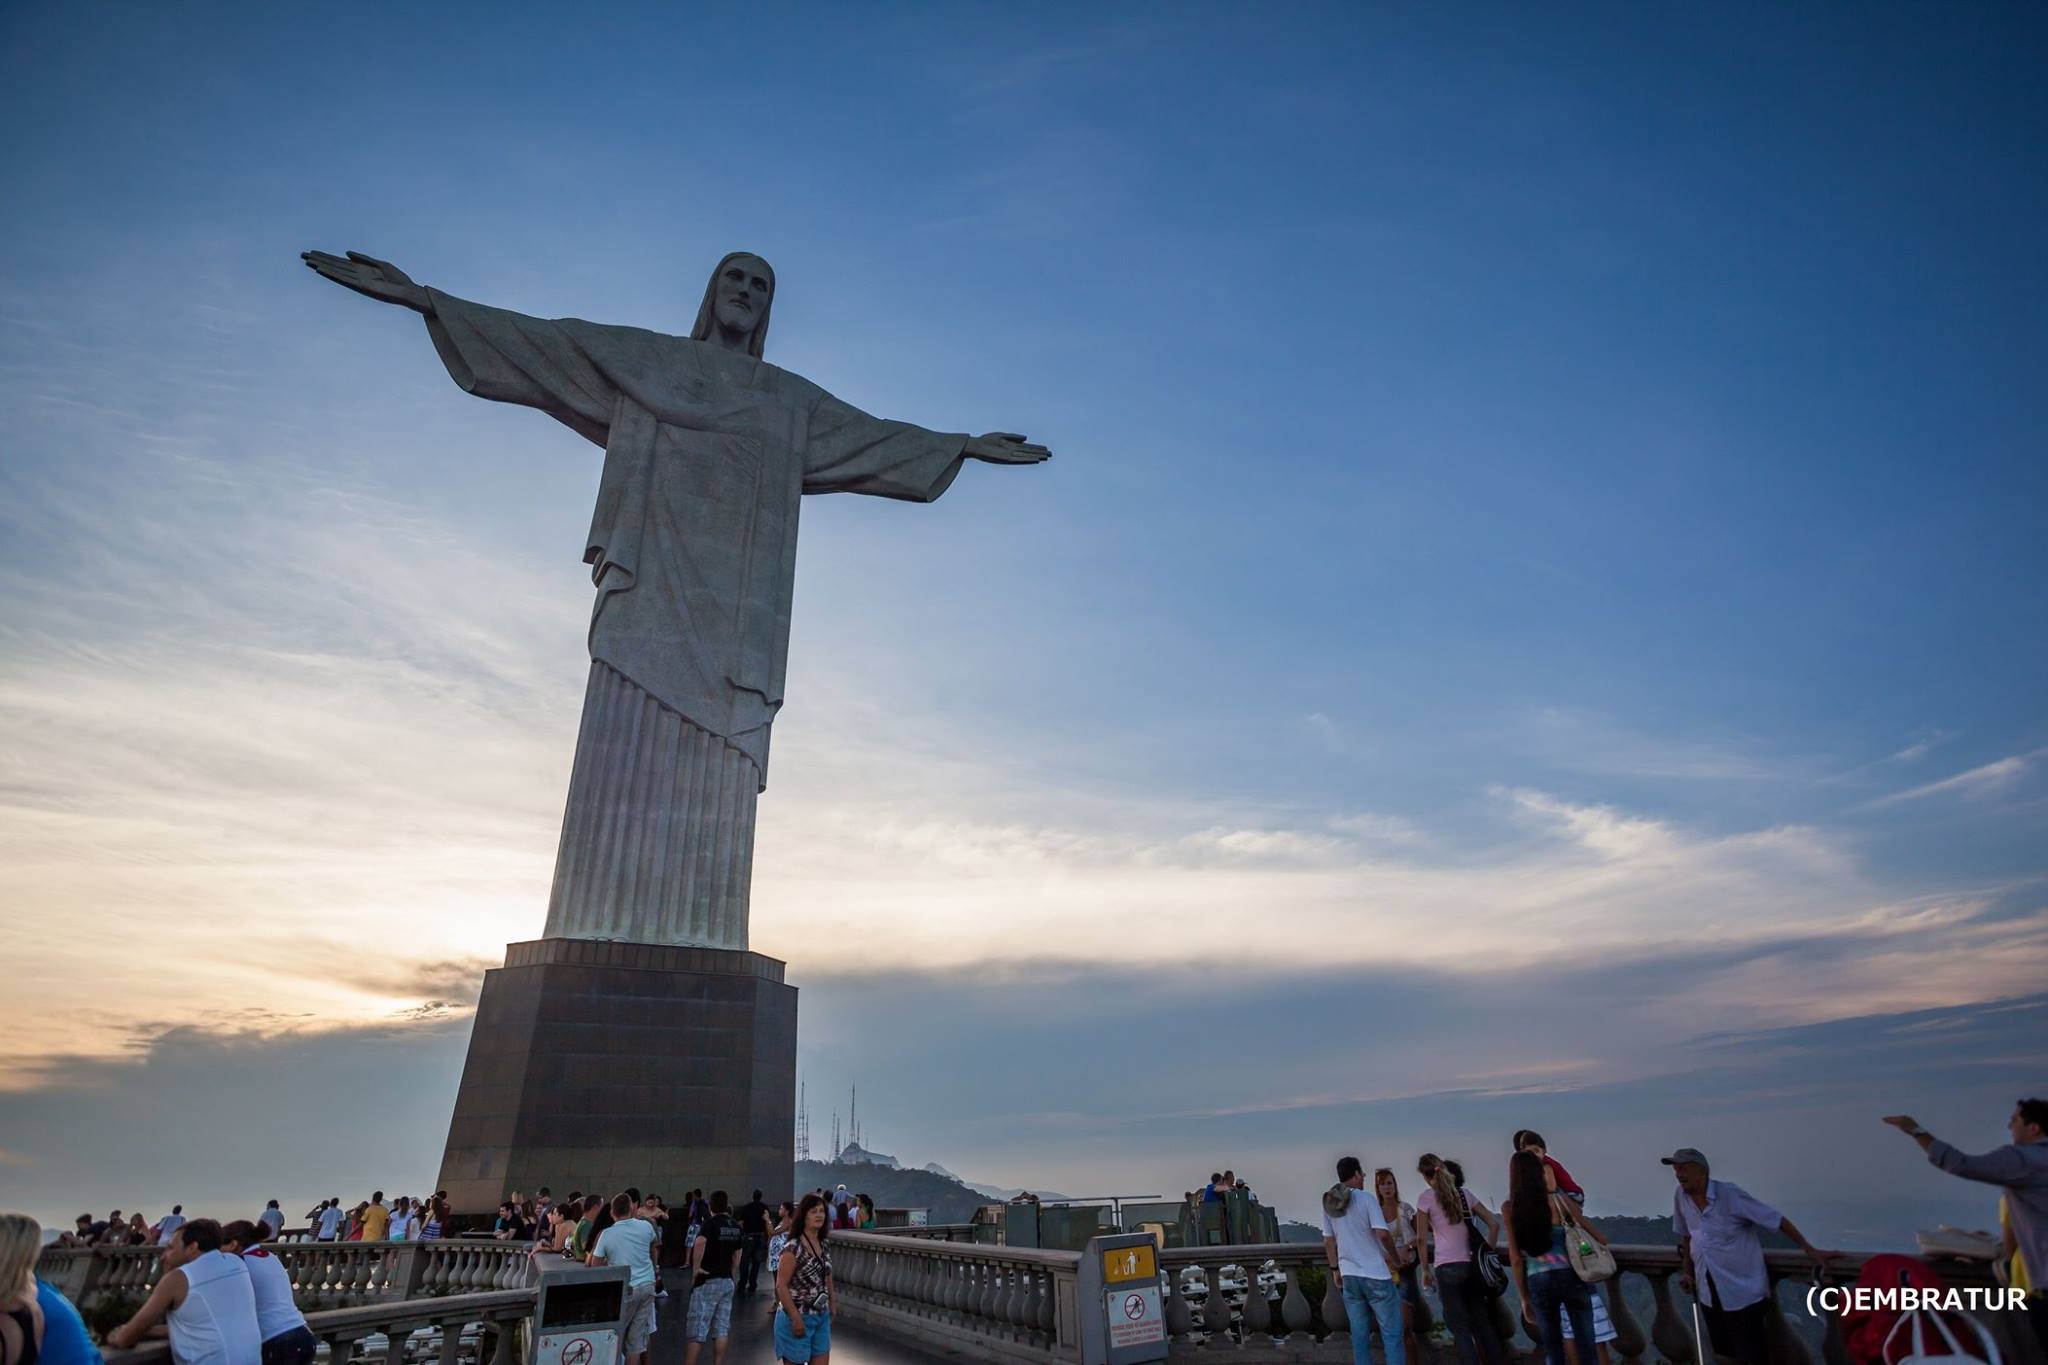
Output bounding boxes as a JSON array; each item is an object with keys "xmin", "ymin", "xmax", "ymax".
[{"xmin": 712, "ymin": 255, "xmax": 773, "ymax": 337}]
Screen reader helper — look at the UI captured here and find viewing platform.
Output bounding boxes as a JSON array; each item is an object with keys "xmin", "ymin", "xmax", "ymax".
[{"xmin": 36, "ymin": 1228, "xmax": 2041, "ymax": 1365}]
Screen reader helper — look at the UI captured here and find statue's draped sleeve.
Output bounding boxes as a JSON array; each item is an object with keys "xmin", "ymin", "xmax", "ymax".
[
  {"xmin": 802, "ymin": 390, "xmax": 969, "ymax": 503},
  {"xmin": 422, "ymin": 289, "xmax": 616, "ymax": 447}
]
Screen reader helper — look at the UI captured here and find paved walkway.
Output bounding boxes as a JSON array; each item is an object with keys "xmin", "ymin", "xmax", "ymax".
[{"xmin": 648, "ymin": 1283, "xmax": 964, "ymax": 1365}]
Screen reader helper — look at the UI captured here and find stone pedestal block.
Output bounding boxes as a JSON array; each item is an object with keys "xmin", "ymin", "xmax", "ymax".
[{"xmin": 436, "ymin": 938, "xmax": 796, "ymax": 1215}]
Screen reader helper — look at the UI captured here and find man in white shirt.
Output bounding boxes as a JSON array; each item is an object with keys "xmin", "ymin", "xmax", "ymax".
[
  {"xmin": 1320, "ymin": 1155, "xmax": 1406, "ymax": 1365},
  {"xmin": 1664, "ymin": 1147, "xmax": 1833, "ymax": 1365},
  {"xmin": 257, "ymin": 1202, "xmax": 285, "ymax": 1239},
  {"xmin": 155, "ymin": 1205, "xmax": 188, "ymax": 1246},
  {"xmin": 313, "ymin": 1200, "xmax": 343, "ymax": 1241},
  {"xmin": 223, "ymin": 1220, "xmax": 314, "ymax": 1365},
  {"xmin": 589, "ymin": 1193, "xmax": 658, "ymax": 1365},
  {"xmin": 107, "ymin": 1218, "xmax": 265, "ymax": 1365}
]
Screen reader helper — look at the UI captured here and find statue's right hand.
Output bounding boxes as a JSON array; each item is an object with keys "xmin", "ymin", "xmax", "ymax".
[{"xmin": 301, "ymin": 249, "xmax": 429, "ymax": 312}]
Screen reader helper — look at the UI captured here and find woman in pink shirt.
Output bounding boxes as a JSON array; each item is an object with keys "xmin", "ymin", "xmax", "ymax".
[{"xmin": 1415, "ymin": 1154, "xmax": 1507, "ymax": 1365}]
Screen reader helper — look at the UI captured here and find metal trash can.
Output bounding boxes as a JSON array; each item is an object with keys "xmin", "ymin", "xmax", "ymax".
[
  {"xmin": 1077, "ymin": 1233, "xmax": 1170, "ymax": 1364},
  {"xmin": 531, "ymin": 1264, "xmax": 630, "ymax": 1365}
]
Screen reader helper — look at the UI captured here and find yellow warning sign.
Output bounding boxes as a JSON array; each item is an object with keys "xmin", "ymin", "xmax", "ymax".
[{"xmin": 1102, "ymin": 1243, "xmax": 1157, "ymax": 1284}]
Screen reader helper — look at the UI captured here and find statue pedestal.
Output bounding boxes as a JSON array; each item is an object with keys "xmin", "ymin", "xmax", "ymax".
[{"xmin": 437, "ymin": 938, "xmax": 796, "ymax": 1215}]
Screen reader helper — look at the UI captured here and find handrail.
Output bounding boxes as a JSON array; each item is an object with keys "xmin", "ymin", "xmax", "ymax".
[
  {"xmin": 828, "ymin": 1229, "xmax": 1081, "ymax": 1267},
  {"xmin": 100, "ymin": 1288, "xmax": 535, "ymax": 1365}
]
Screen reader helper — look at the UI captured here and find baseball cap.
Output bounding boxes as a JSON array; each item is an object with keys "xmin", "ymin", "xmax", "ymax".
[{"xmin": 1659, "ymin": 1147, "xmax": 1710, "ymax": 1169}]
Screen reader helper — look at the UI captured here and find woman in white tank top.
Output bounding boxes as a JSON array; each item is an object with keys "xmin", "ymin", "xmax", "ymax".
[{"xmin": 107, "ymin": 1220, "xmax": 263, "ymax": 1365}]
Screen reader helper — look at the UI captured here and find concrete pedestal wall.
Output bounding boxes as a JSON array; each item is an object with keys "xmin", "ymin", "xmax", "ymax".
[{"xmin": 437, "ymin": 938, "xmax": 796, "ymax": 1214}]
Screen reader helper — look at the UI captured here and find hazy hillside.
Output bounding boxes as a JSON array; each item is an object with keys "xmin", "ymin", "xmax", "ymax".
[{"xmin": 795, "ymin": 1159, "xmax": 993, "ymax": 1224}]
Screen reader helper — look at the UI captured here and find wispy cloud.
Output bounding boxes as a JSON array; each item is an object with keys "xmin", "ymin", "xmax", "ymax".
[{"xmin": 1863, "ymin": 747, "xmax": 2047, "ymax": 808}]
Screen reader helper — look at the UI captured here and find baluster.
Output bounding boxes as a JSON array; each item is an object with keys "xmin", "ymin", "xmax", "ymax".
[
  {"xmin": 1202, "ymin": 1264, "xmax": 1231, "ymax": 1344},
  {"xmin": 1818, "ymin": 1267, "xmax": 1851, "ymax": 1365},
  {"xmin": 487, "ymin": 1315, "xmax": 521, "ymax": 1365},
  {"xmin": 947, "ymin": 1256, "xmax": 968, "ymax": 1315},
  {"xmin": 1036, "ymin": 1265, "xmax": 1056, "ymax": 1337},
  {"xmin": 1487, "ymin": 1290, "xmax": 1517, "ymax": 1356},
  {"xmin": 1647, "ymin": 1268, "xmax": 1697, "ymax": 1364},
  {"xmin": 1243, "ymin": 1261, "xmax": 1274, "ymax": 1339},
  {"xmin": 1000, "ymin": 1260, "xmax": 1026, "ymax": 1328},
  {"xmin": 1013, "ymin": 1263, "xmax": 1036, "ymax": 1329},
  {"xmin": 1280, "ymin": 1264, "xmax": 1313, "ymax": 1337},
  {"xmin": 1323, "ymin": 1265, "xmax": 1349, "ymax": 1339},
  {"xmin": 1019, "ymin": 1264, "xmax": 1044, "ymax": 1337},
  {"xmin": 1164, "ymin": 1268, "xmax": 1196, "ymax": 1340},
  {"xmin": 978, "ymin": 1260, "xmax": 1003, "ymax": 1326},
  {"xmin": 1763, "ymin": 1269, "xmax": 1812, "ymax": 1365},
  {"xmin": 1605, "ymin": 1274, "xmax": 1649, "ymax": 1362}
]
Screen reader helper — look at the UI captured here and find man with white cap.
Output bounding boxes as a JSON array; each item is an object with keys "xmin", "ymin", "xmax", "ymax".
[{"xmin": 1663, "ymin": 1147, "xmax": 1834, "ymax": 1365}]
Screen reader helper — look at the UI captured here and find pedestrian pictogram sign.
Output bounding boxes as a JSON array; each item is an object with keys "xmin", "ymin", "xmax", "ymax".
[
  {"xmin": 560, "ymin": 1340, "xmax": 593, "ymax": 1365},
  {"xmin": 1102, "ymin": 1243, "xmax": 1157, "ymax": 1284},
  {"xmin": 1080, "ymin": 1231, "xmax": 1170, "ymax": 1363}
]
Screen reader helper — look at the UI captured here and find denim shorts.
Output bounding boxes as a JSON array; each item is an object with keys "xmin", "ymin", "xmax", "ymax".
[{"xmin": 773, "ymin": 1308, "xmax": 832, "ymax": 1362}]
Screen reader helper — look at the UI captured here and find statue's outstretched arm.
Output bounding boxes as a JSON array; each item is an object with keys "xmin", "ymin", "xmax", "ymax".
[
  {"xmin": 963, "ymin": 433, "xmax": 1052, "ymax": 465},
  {"xmin": 302, "ymin": 250, "xmax": 431, "ymax": 315}
]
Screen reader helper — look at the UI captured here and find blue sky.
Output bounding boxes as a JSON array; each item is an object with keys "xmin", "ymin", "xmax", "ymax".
[{"xmin": 2, "ymin": 3, "xmax": 2044, "ymax": 1241}]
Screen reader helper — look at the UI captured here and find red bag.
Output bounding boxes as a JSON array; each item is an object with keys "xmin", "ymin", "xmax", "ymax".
[{"xmin": 1841, "ymin": 1254, "xmax": 1972, "ymax": 1365}]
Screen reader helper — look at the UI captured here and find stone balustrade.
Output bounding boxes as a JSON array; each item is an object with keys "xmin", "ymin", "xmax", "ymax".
[
  {"xmin": 824, "ymin": 1233, "xmax": 2043, "ymax": 1365},
  {"xmin": 99, "ymin": 1289, "xmax": 534, "ymax": 1365},
  {"xmin": 36, "ymin": 1240, "xmax": 540, "ymax": 1316},
  {"xmin": 829, "ymin": 1228, "xmax": 1085, "ymax": 1362}
]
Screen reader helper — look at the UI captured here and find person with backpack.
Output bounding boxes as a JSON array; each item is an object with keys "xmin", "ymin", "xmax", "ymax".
[
  {"xmin": 1321, "ymin": 1156, "xmax": 1406, "ymax": 1365},
  {"xmin": 1415, "ymin": 1154, "xmax": 1506, "ymax": 1365},
  {"xmin": 1664, "ymin": 1146, "xmax": 1835, "ymax": 1365}
]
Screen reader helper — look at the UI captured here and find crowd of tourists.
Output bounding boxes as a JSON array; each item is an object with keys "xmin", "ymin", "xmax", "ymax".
[
  {"xmin": 1316, "ymin": 1099, "xmax": 2048, "ymax": 1365},
  {"xmin": 301, "ymin": 1194, "xmax": 449, "ymax": 1243},
  {"xmin": 9, "ymin": 1096, "xmax": 2040, "ymax": 1365}
]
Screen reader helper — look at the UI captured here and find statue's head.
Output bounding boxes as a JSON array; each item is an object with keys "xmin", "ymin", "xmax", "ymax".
[{"xmin": 692, "ymin": 251, "xmax": 775, "ymax": 357}]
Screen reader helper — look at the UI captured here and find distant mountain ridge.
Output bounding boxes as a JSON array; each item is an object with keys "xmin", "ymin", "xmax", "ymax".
[{"xmin": 796, "ymin": 1158, "xmax": 990, "ymax": 1223}]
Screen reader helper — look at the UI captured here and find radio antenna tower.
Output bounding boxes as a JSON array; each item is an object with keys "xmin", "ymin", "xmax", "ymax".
[
  {"xmin": 849, "ymin": 1082, "xmax": 859, "ymax": 1151},
  {"xmin": 795, "ymin": 1078, "xmax": 810, "ymax": 1161},
  {"xmin": 831, "ymin": 1110, "xmax": 840, "ymax": 1161}
]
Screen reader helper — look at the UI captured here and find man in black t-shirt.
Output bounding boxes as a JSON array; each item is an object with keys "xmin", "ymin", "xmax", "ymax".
[
  {"xmin": 734, "ymin": 1190, "xmax": 769, "ymax": 1295},
  {"xmin": 685, "ymin": 1191, "xmax": 746, "ymax": 1363}
]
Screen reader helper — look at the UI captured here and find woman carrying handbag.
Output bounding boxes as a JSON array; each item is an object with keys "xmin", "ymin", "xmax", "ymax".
[
  {"xmin": 1505, "ymin": 1150, "xmax": 1612, "ymax": 1365},
  {"xmin": 1416, "ymin": 1154, "xmax": 1509, "ymax": 1365}
]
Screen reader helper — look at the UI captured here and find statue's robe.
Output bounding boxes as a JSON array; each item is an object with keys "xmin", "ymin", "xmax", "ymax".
[{"xmin": 424, "ymin": 291, "xmax": 967, "ymax": 949}]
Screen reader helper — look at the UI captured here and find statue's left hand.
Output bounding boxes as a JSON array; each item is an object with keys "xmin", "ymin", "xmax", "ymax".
[
  {"xmin": 301, "ymin": 249, "xmax": 431, "ymax": 313},
  {"xmin": 965, "ymin": 432, "xmax": 1052, "ymax": 465}
]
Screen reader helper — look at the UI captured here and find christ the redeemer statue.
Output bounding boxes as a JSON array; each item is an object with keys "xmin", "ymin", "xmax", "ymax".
[{"xmin": 303, "ymin": 248, "xmax": 1049, "ymax": 951}]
